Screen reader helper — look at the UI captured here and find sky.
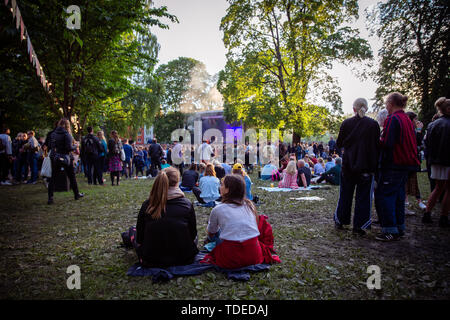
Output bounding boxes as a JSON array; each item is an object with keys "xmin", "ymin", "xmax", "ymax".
[{"xmin": 151, "ymin": 0, "xmax": 382, "ymax": 115}]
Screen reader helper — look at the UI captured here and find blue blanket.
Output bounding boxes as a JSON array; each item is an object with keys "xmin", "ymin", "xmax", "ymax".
[{"xmin": 126, "ymin": 252, "xmax": 271, "ymax": 283}]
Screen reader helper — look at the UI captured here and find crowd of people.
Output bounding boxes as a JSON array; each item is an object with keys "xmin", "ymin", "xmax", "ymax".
[{"xmin": 0, "ymin": 92, "xmax": 448, "ymax": 268}]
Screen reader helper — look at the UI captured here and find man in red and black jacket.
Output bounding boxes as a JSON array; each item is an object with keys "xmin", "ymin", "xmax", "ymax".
[{"xmin": 375, "ymin": 93, "xmax": 420, "ymax": 241}]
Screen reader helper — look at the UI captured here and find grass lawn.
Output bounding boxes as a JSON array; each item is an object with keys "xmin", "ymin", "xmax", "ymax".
[{"xmin": 0, "ymin": 169, "xmax": 449, "ymax": 300}]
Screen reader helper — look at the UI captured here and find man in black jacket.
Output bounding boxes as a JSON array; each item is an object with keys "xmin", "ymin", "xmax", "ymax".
[
  {"xmin": 81, "ymin": 126, "xmax": 103, "ymax": 185},
  {"xmin": 149, "ymin": 138, "xmax": 163, "ymax": 175},
  {"xmin": 334, "ymin": 98, "xmax": 380, "ymax": 235}
]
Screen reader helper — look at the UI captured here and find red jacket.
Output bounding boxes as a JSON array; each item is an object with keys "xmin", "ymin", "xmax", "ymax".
[{"xmin": 201, "ymin": 215, "xmax": 281, "ymax": 268}]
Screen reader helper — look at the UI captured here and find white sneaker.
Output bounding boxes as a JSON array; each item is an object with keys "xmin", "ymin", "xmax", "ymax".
[
  {"xmin": 418, "ymin": 202, "xmax": 427, "ymax": 210},
  {"xmin": 1, "ymin": 181, "xmax": 12, "ymax": 186},
  {"xmin": 405, "ymin": 208, "xmax": 416, "ymax": 216}
]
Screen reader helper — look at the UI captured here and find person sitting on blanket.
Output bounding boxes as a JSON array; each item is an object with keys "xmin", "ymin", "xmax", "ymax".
[
  {"xmin": 232, "ymin": 163, "xmax": 255, "ymax": 202},
  {"xmin": 314, "ymin": 157, "xmax": 342, "ymax": 186},
  {"xmin": 135, "ymin": 166, "xmax": 199, "ymax": 267},
  {"xmin": 201, "ymin": 174, "xmax": 281, "ymax": 269},
  {"xmin": 192, "ymin": 163, "xmax": 221, "ymax": 205},
  {"xmin": 297, "ymin": 159, "xmax": 311, "ymax": 188},
  {"xmin": 278, "ymin": 160, "xmax": 299, "ymax": 189},
  {"xmin": 180, "ymin": 163, "xmax": 199, "ymax": 191},
  {"xmin": 261, "ymin": 160, "xmax": 277, "ymax": 180}
]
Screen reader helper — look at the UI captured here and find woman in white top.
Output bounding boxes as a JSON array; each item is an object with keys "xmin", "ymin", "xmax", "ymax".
[{"xmin": 204, "ymin": 174, "xmax": 263, "ymax": 269}]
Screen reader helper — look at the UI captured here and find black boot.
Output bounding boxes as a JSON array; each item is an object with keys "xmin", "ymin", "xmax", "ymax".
[{"xmin": 422, "ymin": 212, "xmax": 433, "ymax": 224}]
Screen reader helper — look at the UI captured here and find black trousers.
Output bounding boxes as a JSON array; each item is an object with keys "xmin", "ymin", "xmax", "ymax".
[
  {"xmin": 48, "ymin": 158, "xmax": 79, "ymax": 200},
  {"xmin": 85, "ymin": 156, "xmax": 98, "ymax": 184},
  {"xmin": 150, "ymin": 158, "xmax": 161, "ymax": 172},
  {"xmin": 334, "ymin": 172, "xmax": 374, "ymax": 230},
  {"xmin": 0, "ymin": 153, "xmax": 10, "ymax": 182},
  {"xmin": 192, "ymin": 186, "xmax": 205, "ymax": 204}
]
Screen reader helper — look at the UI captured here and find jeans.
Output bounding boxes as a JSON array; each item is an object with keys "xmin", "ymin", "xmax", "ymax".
[
  {"xmin": 28, "ymin": 152, "xmax": 39, "ymax": 182},
  {"xmin": 334, "ymin": 172, "xmax": 374, "ymax": 230},
  {"xmin": 374, "ymin": 169, "xmax": 409, "ymax": 234},
  {"xmin": 85, "ymin": 156, "xmax": 97, "ymax": 184}
]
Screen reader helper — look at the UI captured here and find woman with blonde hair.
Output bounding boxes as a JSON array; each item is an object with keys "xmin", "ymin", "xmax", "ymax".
[
  {"xmin": 278, "ymin": 160, "xmax": 299, "ymax": 189},
  {"xmin": 232, "ymin": 163, "xmax": 255, "ymax": 201},
  {"xmin": 134, "ymin": 167, "xmax": 198, "ymax": 267},
  {"xmin": 192, "ymin": 163, "xmax": 220, "ymax": 206},
  {"xmin": 423, "ymin": 97, "xmax": 450, "ymax": 227}
]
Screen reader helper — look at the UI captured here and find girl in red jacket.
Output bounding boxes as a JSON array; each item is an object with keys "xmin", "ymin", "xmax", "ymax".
[{"xmin": 201, "ymin": 174, "xmax": 280, "ymax": 268}]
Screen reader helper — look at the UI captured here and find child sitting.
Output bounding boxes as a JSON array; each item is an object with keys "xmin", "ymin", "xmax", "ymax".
[{"xmin": 278, "ymin": 160, "xmax": 299, "ymax": 189}]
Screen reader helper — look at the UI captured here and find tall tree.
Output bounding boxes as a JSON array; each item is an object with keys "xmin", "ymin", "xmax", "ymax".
[
  {"xmin": 218, "ymin": 0, "xmax": 372, "ymax": 138},
  {"xmin": 368, "ymin": 0, "xmax": 450, "ymax": 125},
  {"xmin": 1, "ymin": 0, "xmax": 177, "ymax": 137},
  {"xmin": 156, "ymin": 57, "xmax": 223, "ymax": 114}
]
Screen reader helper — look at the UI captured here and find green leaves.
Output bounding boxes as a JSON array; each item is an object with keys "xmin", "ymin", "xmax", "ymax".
[{"xmin": 219, "ymin": 0, "xmax": 372, "ymax": 138}]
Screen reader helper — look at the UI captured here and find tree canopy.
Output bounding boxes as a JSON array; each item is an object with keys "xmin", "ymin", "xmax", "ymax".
[
  {"xmin": 368, "ymin": 0, "xmax": 450, "ymax": 125},
  {"xmin": 218, "ymin": 0, "xmax": 372, "ymax": 138},
  {"xmin": 155, "ymin": 57, "xmax": 223, "ymax": 114},
  {"xmin": 0, "ymin": 0, "xmax": 177, "ymax": 138}
]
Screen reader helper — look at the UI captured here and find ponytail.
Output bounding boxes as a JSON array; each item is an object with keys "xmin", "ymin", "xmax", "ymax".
[{"xmin": 146, "ymin": 171, "xmax": 169, "ymax": 219}]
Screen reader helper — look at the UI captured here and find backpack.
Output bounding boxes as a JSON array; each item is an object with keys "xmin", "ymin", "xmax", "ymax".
[
  {"xmin": 271, "ymin": 169, "xmax": 281, "ymax": 181},
  {"xmin": 84, "ymin": 136, "xmax": 96, "ymax": 155}
]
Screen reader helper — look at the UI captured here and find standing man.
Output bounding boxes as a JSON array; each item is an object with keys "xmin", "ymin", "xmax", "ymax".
[
  {"xmin": 81, "ymin": 126, "xmax": 103, "ymax": 185},
  {"xmin": 0, "ymin": 128, "xmax": 12, "ymax": 185},
  {"xmin": 375, "ymin": 92, "xmax": 420, "ymax": 241},
  {"xmin": 333, "ymin": 98, "xmax": 380, "ymax": 235},
  {"xmin": 171, "ymin": 137, "xmax": 184, "ymax": 175},
  {"xmin": 328, "ymin": 136, "xmax": 337, "ymax": 156},
  {"xmin": 149, "ymin": 138, "xmax": 163, "ymax": 175},
  {"xmin": 122, "ymin": 139, "xmax": 134, "ymax": 179},
  {"xmin": 25, "ymin": 131, "xmax": 40, "ymax": 184},
  {"xmin": 199, "ymin": 139, "xmax": 214, "ymax": 164}
]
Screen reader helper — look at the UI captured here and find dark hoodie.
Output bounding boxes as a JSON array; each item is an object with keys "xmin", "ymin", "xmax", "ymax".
[
  {"xmin": 336, "ymin": 115, "xmax": 380, "ymax": 175},
  {"xmin": 49, "ymin": 127, "xmax": 76, "ymax": 155}
]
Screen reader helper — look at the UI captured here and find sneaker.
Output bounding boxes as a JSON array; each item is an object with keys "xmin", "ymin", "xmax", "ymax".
[
  {"xmin": 438, "ymin": 216, "xmax": 449, "ymax": 228},
  {"xmin": 1, "ymin": 181, "xmax": 12, "ymax": 186},
  {"xmin": 398, "ymin": 230, "xmax": 406, "ymax": 238},
  {"xmin": 405, "ymin": 208, "xmax": 416, "ymax": 216},
  {"xmin": 418, "ymin": 202, "xmax": 427, "ymax": 210},
  {"xmin": 375, "ymin": 233, "xmax": 400, "ymax": 242},
  {"xmin": 334, "ymin": 222, "xmax": 346, "ymax": 231},
  {"xmin": 75, "ymin": 193, "xmax": 84, "ymax": 200},
  {"xmin": 422, "ymin": 212, "xmax": 433, "ymax": 224},
  {"xmin": 47, "ymin": 198, "xmax": 54, "ymax": 205},
  {"xmin": 352, "ymin": 228, "xmax": 366, "ymax": 236}
]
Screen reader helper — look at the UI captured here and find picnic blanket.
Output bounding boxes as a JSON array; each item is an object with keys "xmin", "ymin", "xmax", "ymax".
[
  {"xmin": 290, "ymin": 196, "xmax": 325, "ymax": 201},
  {"xmin": 126, "ymin": 251, "xmax": 271, "ymax": 282},
  {"xmin": 257, "ymin": 186, "xmax": 327, "ymax": 192}
]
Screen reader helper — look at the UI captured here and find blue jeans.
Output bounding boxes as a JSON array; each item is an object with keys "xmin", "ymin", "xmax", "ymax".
[
  {"xmin": 374, "ymin": 170, "xmax": 409, "ymax": 234},
  {"xmin": 28, "ymin": 153, "xmax": 39, "ymax": 182}
]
